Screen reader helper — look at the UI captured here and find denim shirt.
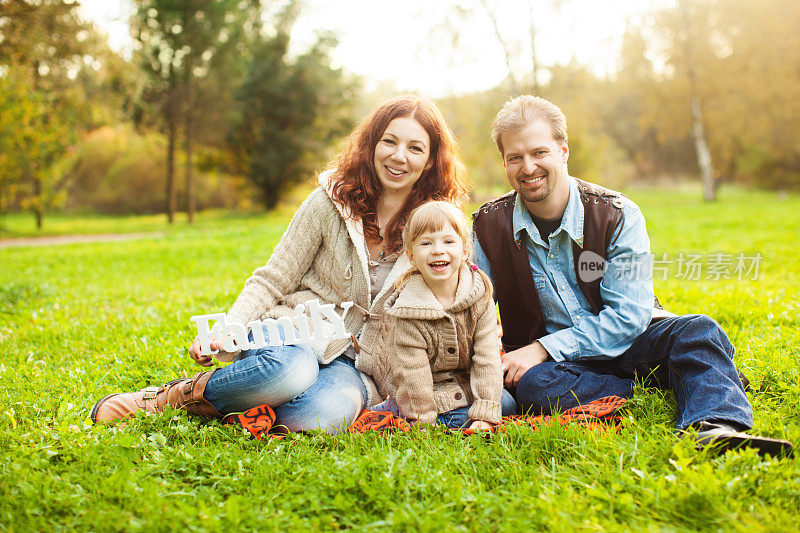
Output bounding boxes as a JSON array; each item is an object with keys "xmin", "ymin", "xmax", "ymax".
[{"xmin": 473, "ymin": 177, "xmax": 654, "ymax": 362}]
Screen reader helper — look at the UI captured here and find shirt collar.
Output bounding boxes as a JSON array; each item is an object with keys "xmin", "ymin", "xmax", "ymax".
[{"xmin": 512, "ymin": 176, "xmax": 585, "ymax": 248}]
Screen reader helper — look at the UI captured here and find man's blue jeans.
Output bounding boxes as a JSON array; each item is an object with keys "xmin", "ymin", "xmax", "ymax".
[
  {"xmin": 514, "ymin": 314, "xmax": 754, "ymax": 430},
  {"xmin": 203, "ymin": 327, "xmax": 367, "ymax": 434}
]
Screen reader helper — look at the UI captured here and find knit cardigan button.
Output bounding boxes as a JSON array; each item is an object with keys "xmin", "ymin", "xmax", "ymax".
[
  {"xmin": 447, "ymin": 347, "xmax": 456, "ymax": 354},
  {"xmin": 455, "ymin": 392, "xmax": 463, "ymax": 400}
]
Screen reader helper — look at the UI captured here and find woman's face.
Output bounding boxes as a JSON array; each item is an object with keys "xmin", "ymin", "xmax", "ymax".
[{"xmin": 373, "ymin": 117, "xmax": 432, "ymax": 198}]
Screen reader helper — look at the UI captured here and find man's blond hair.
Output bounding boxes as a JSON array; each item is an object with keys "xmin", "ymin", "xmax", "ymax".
[{"xmin": 491, "ymin": 95, "xmax": 567, "ymax": 155}]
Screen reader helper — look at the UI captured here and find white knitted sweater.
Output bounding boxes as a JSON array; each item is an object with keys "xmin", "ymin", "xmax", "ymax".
[{"xmin": 226, "ymin": 171, "xmax": 411, "ymax": 406}]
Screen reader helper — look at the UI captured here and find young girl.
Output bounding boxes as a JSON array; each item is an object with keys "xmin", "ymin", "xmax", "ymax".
[{"xmin": 357, "ymin": 201, "xmax": 503, "ymax": 430}]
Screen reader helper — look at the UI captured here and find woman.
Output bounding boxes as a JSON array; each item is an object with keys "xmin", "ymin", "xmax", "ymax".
[{"xmin": 91, "ymin": 95, "xmax": 470, "ymax": 433}]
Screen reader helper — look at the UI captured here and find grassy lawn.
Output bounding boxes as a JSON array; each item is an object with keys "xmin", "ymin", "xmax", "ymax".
[
  {"xmin": 0, "ymin": 207, "xmax": 300, "ymax": 240},
  {"xmin": 1, "ymin": 185, "xmax": 798, "ymax": 530}
]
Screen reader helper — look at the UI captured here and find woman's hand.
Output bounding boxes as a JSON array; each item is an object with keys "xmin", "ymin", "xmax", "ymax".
[
  {"xmin": 189, "ymin": 336, "xmax": 215, "ymax": 366},
  {"xmin": 468, "ymin": 420, "xmax": 495, "ymax": 431},
  {"xmin": 188, "ymin": 336, "xmax": 238, "ymax": 367}
]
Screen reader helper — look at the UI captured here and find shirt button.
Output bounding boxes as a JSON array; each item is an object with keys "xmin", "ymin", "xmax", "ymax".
[
  {"xmin": 549, "ymin": 254, "xmax": 554, "ymax": 259},
  {"xmin": 576, "ymin": 316, "xmax": 581, "ymax": 322},
  {"xmin": 455, "ymin": 392, "xmax": 463, "ymax": 400},
  {"xmin": 561, "ymin": 285, "xmax": 566, "ymax": 290},
  {"xmin": 447, "ymin": 347, "xmax": 456, "ymax": 354}
]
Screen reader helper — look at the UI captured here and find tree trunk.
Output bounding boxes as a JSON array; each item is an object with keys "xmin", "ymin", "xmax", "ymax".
[
  {"xmin": 263, "ymin": 186, "xmax": 278, "ymax": 211},
  {"xmin": 182, "ymin": 2, "xmax": 195, "ymax": 224},
  {"xmin": 691, "ymin": 96, "xmax": 716, "ymax": 201},
  {"xmin": 184, "ymin": 77, "xmax": 195, "ymax": 224},
  {"xmin": 166, "ymin": 97, "xmax": 178, "ymax": 223},
  {"xmin": 528, "ymin": 1, "xmax": 539, "ymax": 95},
  {"xmin": 481, "ymin": 0, "xmax": 518, "ymax": 95},
  {"xmin": 680, "ymin": 0, "xmax": 717, "ymax": 202},
  {"xmin": 34, "ymin": 177, "xmax": 43, "ymax": 230},
  {"xmin": 164, "ymin": 51, "xmax": 179, "ymax": 224},
  {"xmin": 31, "ymin": 60, "xmax": 44, "ymax": 230}
]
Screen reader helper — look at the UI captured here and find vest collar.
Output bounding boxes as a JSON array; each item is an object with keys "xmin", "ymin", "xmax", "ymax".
[{"xmin": 512, "ymin": 176, "xmax": 585, "ymax": 248}]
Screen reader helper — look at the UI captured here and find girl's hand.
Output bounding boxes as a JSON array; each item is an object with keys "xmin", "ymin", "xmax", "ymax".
[
  {"xmin": 468, "ymin": 420, "xmax": 495, "ymax": 431},
  {"xmin": 188, "ymin": 336, "xmax": 238, "ymax": 367}
]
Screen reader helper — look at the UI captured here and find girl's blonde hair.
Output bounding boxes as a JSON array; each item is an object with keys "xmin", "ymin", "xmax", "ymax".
[{"xmin": 397, "ymin": 201, "xmax": 494, "ymax": 304}]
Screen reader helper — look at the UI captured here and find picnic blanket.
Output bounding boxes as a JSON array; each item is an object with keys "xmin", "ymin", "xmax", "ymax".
[{"xmin": 225, "ymin": 395, "xmax": 628, "ymax": 440}]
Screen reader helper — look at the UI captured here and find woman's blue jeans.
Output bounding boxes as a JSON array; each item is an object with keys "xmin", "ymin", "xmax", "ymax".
[
  {"xmin": 513, "ymin": 314, "xmax": 754, "ymax": 430},
  {"xmin": 203, "ymin": 327, "xmax": 367, "ymax": 434}
]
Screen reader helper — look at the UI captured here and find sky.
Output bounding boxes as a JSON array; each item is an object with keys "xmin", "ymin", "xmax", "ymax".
[{"xmin": 77, "ymin": 0, "xmax": 666, "ymax": 98}]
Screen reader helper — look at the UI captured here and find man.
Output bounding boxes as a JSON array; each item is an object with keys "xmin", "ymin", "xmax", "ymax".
[{"xmin": 472, "ymin": 95, "xmax": 792, "ymax": 457}]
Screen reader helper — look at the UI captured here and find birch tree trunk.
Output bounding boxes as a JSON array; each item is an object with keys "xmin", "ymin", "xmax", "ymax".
[
  {"xmin": 680, "ymin": 0, "xmax": 717, "ymax": 201},
  {"xmin": 691, "ymin": 96, "xmax": 716, "ymax": 201}
]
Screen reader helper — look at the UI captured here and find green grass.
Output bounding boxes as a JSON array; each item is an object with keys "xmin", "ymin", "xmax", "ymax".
[
  {"xmin": 0, "ymin": 182, "xmax": 313, "ymax": 239},
  {"xmin": 1, "ymin": 185, "xmax": 799, "ymax": 531},
  {"xmin": 0, "ymin": 207, "xmax": 298, "ymax": 240}
]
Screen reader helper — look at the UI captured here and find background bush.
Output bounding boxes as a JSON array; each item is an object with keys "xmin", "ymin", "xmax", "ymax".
[{"xmin": 63, "ymin": 126, "xmax": 256, "ymax": 214}]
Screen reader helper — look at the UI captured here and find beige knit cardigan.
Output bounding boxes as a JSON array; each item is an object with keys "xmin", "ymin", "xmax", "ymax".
[
  {"xmin": 225, "ymin": 171, "xmax": 411, "ymax": 406},
  {"xmin": 357, "ymin": 265, "xmax": 503, "ymax": 425}
]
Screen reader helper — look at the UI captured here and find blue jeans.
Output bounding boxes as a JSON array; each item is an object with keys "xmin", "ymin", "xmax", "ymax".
[
  {"xmin": 370, "ymin": 390, "xmax": 518, "ymax": 429},
  {"xmin": 514, "ymin": 314, "xmax": 754, "ymax": 430},
  {"xmin": 203, "ymin": 327, "xmax": 367, "ymax": 434}
]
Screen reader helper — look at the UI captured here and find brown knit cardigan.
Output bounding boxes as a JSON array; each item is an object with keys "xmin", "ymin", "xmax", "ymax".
[{"xmin": 356, "ymin": 265, "xmax": 503, "ymax": 425}]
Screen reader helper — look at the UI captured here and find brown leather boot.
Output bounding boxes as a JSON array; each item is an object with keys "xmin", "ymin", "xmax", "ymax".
[{"xmin": 91, "ymin": 370, "xmax": 222, "ymax": 423}]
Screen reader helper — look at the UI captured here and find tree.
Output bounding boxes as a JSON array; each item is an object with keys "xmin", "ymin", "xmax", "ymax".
[
  {"xmin": 0, "ymin": 0, "xmax": 91, "ymax": 228},
  {"xmin": 430, "ymin": 0, "xmax": 548, "ymax": 97},
  {"xmin": 710, "ymin": 0, "xmax": 800, "ymax": 189},
  {"xmin": 675, "ymin": 0, "xmax": 717, "ymax": 201},
  {"xmin": 479, "ymin": 0, "xmax": 519, "ymax": 95},
  {"xmin": 598, "ymin": 27, "xmax": 697, "ymax": 182},
  {"xmin": 229, "ymin": 25, "xmax": 357, "ymax": 209},
  {"xmin": 644, "ymin": 0, "xmax": 800, "ymax": 194},
  {"xmin": 131, "ymin": 0, "xmax": 258, "ymax": 223}
]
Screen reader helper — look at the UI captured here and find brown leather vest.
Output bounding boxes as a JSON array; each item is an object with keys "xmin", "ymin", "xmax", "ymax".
[{"xmin": 472, "ymin": 178, "xmax": 640, "ymax": 352}]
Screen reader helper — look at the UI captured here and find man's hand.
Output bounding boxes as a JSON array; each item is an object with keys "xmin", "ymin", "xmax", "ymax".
[
  {"xmin": 501, "ymin": 341, "xmax": 549, "ymax": 387},
  {"xmin": 188, "ymin": 336, "xmax": 237, "ymax": 367}
]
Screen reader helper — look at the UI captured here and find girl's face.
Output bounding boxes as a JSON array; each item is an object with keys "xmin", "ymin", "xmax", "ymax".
[
  {"xmin": 373, "ymin": 117, "xmax": 432, "ymax": 198},
  {"xmin": 408, "ymin": 221, "xmax": 466, "ymax": 288}
]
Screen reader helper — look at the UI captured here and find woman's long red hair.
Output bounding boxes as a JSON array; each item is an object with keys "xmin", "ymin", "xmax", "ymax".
[{"xmin": 329, "ymin": 95, "xmax": 469, "ymax": 253}]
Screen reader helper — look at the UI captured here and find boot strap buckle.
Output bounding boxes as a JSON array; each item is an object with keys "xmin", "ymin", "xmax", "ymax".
[
  {"xmin": 182, "ymin": 380, "xmax": 196, "ymax": 396},
  {"xmin": 142, "ymin": 387, "xmax": 159, "ymax": 400}
]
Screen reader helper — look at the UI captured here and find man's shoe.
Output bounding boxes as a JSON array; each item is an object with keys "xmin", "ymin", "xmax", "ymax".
[{"xmin": 693, "ymin": 421, "xmax": 793, "ymax": 458}]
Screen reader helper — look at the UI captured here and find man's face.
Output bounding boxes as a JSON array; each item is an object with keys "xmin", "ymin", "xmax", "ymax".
[{"xmin": 501, "ymin": 120, "xmax": 569, "ymax": 210}]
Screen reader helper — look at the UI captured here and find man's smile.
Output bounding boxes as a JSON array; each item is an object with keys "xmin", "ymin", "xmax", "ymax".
[{"xmin": 520, "ymin": 174, "xmax": 546, "ymax": 185}]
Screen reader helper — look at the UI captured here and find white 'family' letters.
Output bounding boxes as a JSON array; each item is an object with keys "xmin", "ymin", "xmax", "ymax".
[{"xmin": 190, "ymin": 299, "xmax": 354, "ymax": 361}]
